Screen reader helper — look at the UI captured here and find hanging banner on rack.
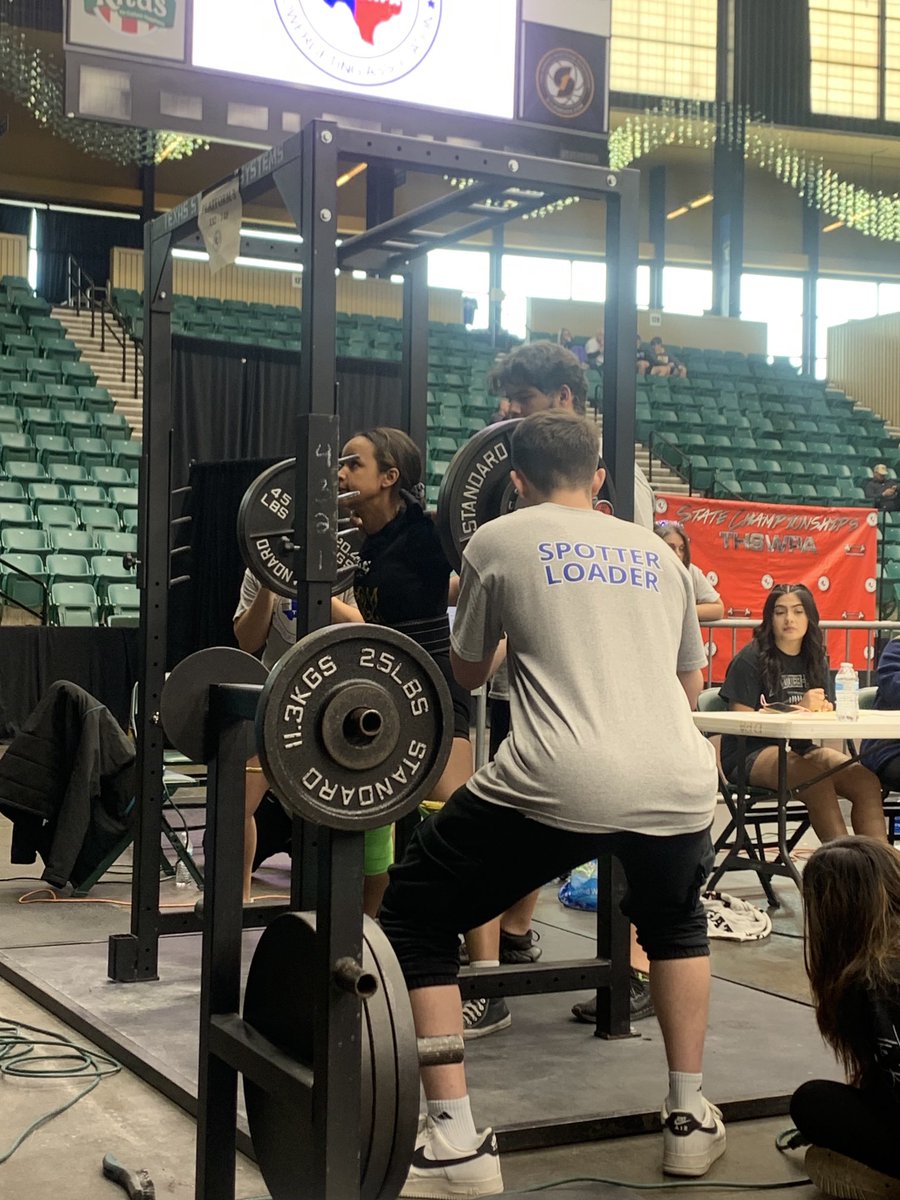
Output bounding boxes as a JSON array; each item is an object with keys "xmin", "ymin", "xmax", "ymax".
[
  {"xmin": 198, "ymin": 179, "xmax": 242, "ymax": 274},
  {"xmin": 654, "ymin": 494, "xmax": 878, "ymax": 675}
]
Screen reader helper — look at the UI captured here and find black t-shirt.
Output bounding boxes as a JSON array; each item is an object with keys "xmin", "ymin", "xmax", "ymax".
[
  {"xmin": 718, "ymin": 640, "xmax": 822, "ymax": 778},
  {"xmin": 353, "ymin": 502, "xmax": 451, "ymax": 626}
]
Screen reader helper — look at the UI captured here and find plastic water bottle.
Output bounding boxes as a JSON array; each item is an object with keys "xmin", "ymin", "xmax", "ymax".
[
  {"xmin": 174, "ymin": 832, "xmax": 194, "ymax": 887},
  {"xmin": 834, "ymin": 662, "xmax": 860, "ymax": 722}
]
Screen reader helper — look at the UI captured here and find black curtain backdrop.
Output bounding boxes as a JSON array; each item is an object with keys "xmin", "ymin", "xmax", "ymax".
[
  {"xmin": 168, "ymin": 458, "xmax": 277, "ymax": 663},
  {"xmin": 0, "ymin": 204, "xmax": 31, "ymax": 240},
  {"xmin": 36, "ymin": 210, "xmax": 143, "ymax": 304},
  {"xmin": 171, "ymin": 338, "xmax": 403, "ymax": 485},
  {"xmin": 0, "ymin": 627, "xmax": 138, "ymax": 735}
]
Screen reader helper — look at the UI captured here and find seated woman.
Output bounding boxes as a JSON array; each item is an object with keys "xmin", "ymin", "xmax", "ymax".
[
  {"xmin": 654, "ymin": 521, "xmax": 724, "ymax": 622},
  {"xmin": 718, "ymin": 583, "xmax": 886, "ymax": 843},
  {"xmin": 860, "ymin": 636, "xmax": 900, "ymax": 791},
  {"xmin": 791, "ymin": 837, "xmax": 900, "ymax": 1196}
]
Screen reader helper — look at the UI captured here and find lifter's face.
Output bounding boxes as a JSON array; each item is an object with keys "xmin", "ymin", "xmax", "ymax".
[
  {"xmin": 338, "ymin": 436, "xmax": 397, "ymax": 508},
  {"xmin": 771, "ymin": 595, "xmax": 809, "ymax": 648},
  {"xmin": 506, "ymin": 384, "xmax": 574, "ymax": 418}
]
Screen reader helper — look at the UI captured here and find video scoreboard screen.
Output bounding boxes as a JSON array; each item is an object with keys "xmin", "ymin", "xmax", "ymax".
[{"xmin": 64, "ymin": 1, "xmax": 611, "ymax": 149}]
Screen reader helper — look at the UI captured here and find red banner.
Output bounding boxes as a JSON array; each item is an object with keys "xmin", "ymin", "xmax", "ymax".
[{"xmin": 655, "ymin": 494, "xmax": 878, "ymax": 677}]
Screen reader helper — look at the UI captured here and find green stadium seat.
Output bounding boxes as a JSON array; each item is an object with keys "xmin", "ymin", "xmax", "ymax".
[
  {"xmin": 73, "ymin": 438, "xmax": 111, "ymax": 471},
  {"xmin": 121, "ymin": 509, "xmax": 138, "ymax": 532},
  {"xmin": 92, "ymin": 554, "xmax": 134, "ymax": 595},
  {"xmin": 23, "ymin": 406, "xmax": 61, "ymax": 438},
  {"xmin": 36, "ymin": 435, "xmax": 75, "ymax": 468},
  {"xmin": 96, "ymin": 530, "xmax": 136, "ymax": 556},
  {"xmin": 44, "ymin": 383, "xmax": 82, "ymax": 408},
  {"xmin": 26, "ymin": 357, "xmax": 63, "ymax": 384},
  {"xmin": 40, "ymin": 338, "xmax": 81, "ymax": 363},
  {"xmin": 0, "ymin": 501, "xmax": 35, "ymax": 530},
  {"xmin": 50, "ymin": 581, "xmax": 99, "ymax": 626},
  {"xmin": 94, "ymin": 412, "xmax": 131, "ymax": 441},
  {"xmin": 0, "ymin": 360, "xmax": 26, "ymax": 383},
  {"xmin": 69, "ymin": 484, "xmax": 107, "ymax": 506},
  {"xmin": 91, "ymin": 465, "xmax": 130, "ymax": 487},
  {"xmin": 0, "ymin": 481, "xmax": 25, "ymax": 500},
  {"xmin": 0, "ymin": 405, "xmax": 20, "ymax": 432},
  {"xmin": 47, "ymin": 462, "xmax": 88, "ymax": 485},
  {"xmin": 80, "ymin": 505, "xmax": 120, "ymax": 534},
  {"xmin": 104, "ymin": 582, "xmax": 140, "ymax": 626},
  {"xmin": 27, "ymin": 482, "xmax": 66, "ymax": 505},
  {"xmin": 61, "ymin": 362, "xmax": 97, "ymax": 388},
  {"xmin": 46, "ymin": 553, "xmax": 91, "ymax": 587},
  {"xmin": 114, "ymin": 441, "xmax": 142, "ymax": 469},
  {"xmin": 37, "ymin": 503, "xmax": 79, "ymax": 529},
  {"xmin": 6, "ymin": 461, "xmax": 47, "ymax": 486},
  {"xmin": 9, "ymin": 380, "xmax": 46, "ymax": 405},
  {"xmin": 0, "ymin": 552, "xmax": 46, "ymax": 613},
  {"xmin": 49, "ymin": 528, "xmax": 95, "ymax": 555},
  {"xmin": 0, "ymin": 432, "xmax": 34, "ymax": 465},
  {"xmin": 108, "ymin": 486, "xmax": 138, "ymax": 516},
  {"xmin": 1, "ymin": 527, "xmax": 49, "ymax": 558}
]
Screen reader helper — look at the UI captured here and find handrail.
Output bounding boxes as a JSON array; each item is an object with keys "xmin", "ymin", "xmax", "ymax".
[
  {"xmin": 698, "ymin": 617, "xmax": 900, "ymax": 687},
  {"xmin": 66, "ymin": 254, "xmax": 143, "ymax": 399},
  {"xmin": 0, "ymin": 557, "xmax": 49, "ymax": 624}
]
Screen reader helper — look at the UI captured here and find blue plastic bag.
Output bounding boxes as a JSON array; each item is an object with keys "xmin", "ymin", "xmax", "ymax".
[{"xmin": 558, "ymin": 860, "xmax": 597, "ymax": 912}]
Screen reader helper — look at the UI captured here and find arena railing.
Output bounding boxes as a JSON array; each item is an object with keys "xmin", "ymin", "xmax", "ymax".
[{"xmin": 66, "ymin": 254, "xmax": 143, "ymax": 399}]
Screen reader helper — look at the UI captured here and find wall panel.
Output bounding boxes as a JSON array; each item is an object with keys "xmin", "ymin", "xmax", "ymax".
[
  {"xmin": 0, "ymin": 234, "xmax": 28, "ymax": 281},
  {"xmin": 828, "ymin": 313, "xmax": 900, "ymax": 429}
]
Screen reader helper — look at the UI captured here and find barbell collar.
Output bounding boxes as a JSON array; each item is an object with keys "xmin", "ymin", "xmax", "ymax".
[{"xmin": 416, "ymin": 1034, "xmax": 465, "ymax": 1067}]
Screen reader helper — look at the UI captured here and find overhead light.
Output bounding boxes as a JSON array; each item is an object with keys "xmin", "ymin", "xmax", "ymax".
[
  {"xmin": 240, "ymin": 227, "xmax": 302, "ymax": 244},
  {"xmin": 389, "ymin": 274, "xmax": 405, "ymax": 284},
  {"xmin": 236, "ymin": 255, "xmax": 298, "ymax": 272},
  {"xmin": 337, "ymin": 163, "xmax": 367, "ymax": 188},
  {"xmin": 351, "ymin": 270, "xmax": 367, "ymax": 280},
  {"xmin": 689, "ymin": 193, "xmax": 713, "ymax": 209},
  {"xmin": 822, "ymin": 219, "xmax": 844, "ymax": 233},
  {"xmin": 49, "ymin": 203, "xmax": 140, "ymax": 219},
  {"xmin": 666, "ymin": 205, "xmax": 689, "ymax": 220},
  {"xmin": 0, "ymin": 197, "xmax": 42, "ymax": 209},
  {"xmin": 172, "ymin": 248, "xmax": 208, "ymax": 261}
]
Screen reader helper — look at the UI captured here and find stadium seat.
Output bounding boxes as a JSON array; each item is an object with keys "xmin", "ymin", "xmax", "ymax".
[
  {"xmin": 0, "ymin": 552, "xmax": 46, "ymax": 613},
  {"xmin": 50, "ymin": 581, "xmax": 99, "ymax": 626},
  {"xmin": 46, "ymin": 553, "xmax": 91, "ymax": 587}
]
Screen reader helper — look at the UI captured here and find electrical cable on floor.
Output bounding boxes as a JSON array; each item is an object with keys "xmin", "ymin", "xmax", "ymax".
[
  {"xmin": 0, "ymin": 1016, "xmax": 121, "ymax": 1165},
  {"xmin": 15, "ymin": 888, "xmax": 291, "ymax": 908}
]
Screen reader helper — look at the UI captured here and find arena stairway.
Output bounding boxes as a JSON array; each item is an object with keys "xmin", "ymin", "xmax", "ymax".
[{"xmin": 54, "ymin": 307, "xmax": 142, "ymax": 438}]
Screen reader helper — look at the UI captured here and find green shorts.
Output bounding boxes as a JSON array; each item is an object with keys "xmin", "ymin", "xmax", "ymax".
[{"xmin": 364, "ymin": 824, "xmax": 394, "ymax": 876}]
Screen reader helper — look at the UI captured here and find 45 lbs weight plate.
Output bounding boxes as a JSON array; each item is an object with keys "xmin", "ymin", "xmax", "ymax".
[
  {"xmin": 237, "ymin": 459, "xmax": 360, "ymax": 599},
  {"xmin": 435, "ymin": 419, "xmax": 518, "ymax": 573},
  {"xmin": 257, "ymin": 625, "xmax": 453, "ymax": 829}
]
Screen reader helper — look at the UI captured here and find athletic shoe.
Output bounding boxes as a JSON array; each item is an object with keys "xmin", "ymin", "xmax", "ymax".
[
  {"xmin": 400, "ymin": 1116, "xmax": 504, "ymax": 1198},
  {"xmin": 662, "ymin": 1100, "xmax": 726, "ymax": 1177},
  {"xmin": 499, "ymin": 928, "xmax": 542, "ymax": 964},
  {"xmin": 571, "ymin": 969, "xmax": 655, "ymax": 1024},
  {"xmin": 805, "ymin": 1146, "xmax": 900, "ymax": 1199},
  {"xmin": 462, "ymin": 997, "xmax": 511, "ymax": 1040}
]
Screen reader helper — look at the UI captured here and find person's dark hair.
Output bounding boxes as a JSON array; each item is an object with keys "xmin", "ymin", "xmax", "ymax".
[
  {"xmin": 654, "ymin": 521, "xmax": 691, "ymax": 568},
  {"xmin": 650, "ymin": 336, "xmax": 664, "ymax": 347},
  {"xmin": 510, "ymin": 411, "xmax": 599, "ymax": 494},
  {"xmin": 803, "ymin": 836, "xmax": 900, "ymax": 1088},
  {"xmin": 488, "ymin": 341, "xmax": 587, "ymax": 413},
  {"xmin": 754, "ymin": 583, "xmax": 825, "ymax": 695},
  {"xmin": 357, "ymin": 427, "xmax": 424, "ymax": 506}
]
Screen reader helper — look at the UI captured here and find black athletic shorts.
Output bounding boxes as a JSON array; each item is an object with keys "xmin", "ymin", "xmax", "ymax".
[{"xmin": 380, "ymin": 785, "xmax": 714, "ymax": 990}]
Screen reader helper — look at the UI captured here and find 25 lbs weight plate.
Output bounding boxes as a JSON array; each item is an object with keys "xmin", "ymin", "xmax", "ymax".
[
  {"xmin": 435, "ymin": 420, "xmax": 518, "ymax": 572},
  {"xmin": 237, "ymin": 459, "xmax": 360, "ymax": 599},
  {"xmin": 256, "ymin": 624, "xmax": 453, "ymax": 829}
]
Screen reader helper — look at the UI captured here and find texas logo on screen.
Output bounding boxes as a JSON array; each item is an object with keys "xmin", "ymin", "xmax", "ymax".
[
  {"xmin": 83, "ymin": 0, "xmax": 176, "ymax": 36},
  {"xmin": 275, "ymin": 0, "xmax": 441, "ymax": 85}
]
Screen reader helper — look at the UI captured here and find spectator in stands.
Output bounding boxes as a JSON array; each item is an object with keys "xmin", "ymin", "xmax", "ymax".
[
  {"xmin": 864, "ymin": 465, "xmax": 899, "ymax": 512},
  {"xmin": 654, "ymin": 522, "xmax": 724, "ymax": 622},
  {"xmin": 488, "ymin": 396, "xmax": 511, "ymax": 425},
  {"xmin": 636, "ymin": 335, "xmax": 651, "ymax": 376},
  {"xmin": 558, "ymin": 327, "xmax": 586, "ymax": 364},
  {"xmin": 647, "ymin": 337, "xmax": 686, "ymax": 378},
  {"xmin": 585, "ymin": 329, "xmax": 604, "ymax": 367}
]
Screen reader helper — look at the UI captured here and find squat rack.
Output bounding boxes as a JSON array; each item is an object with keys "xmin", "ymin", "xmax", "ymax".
[{"xmin": 115, "ymin": 120, "xmax": 640, "ymax": 983}]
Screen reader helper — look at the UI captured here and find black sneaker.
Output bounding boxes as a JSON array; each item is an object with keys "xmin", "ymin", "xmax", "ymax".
[
  {"xmin": 571, "ymin": 969, "xmax": 655, "ymax": 1024},
  {"xmin": 499, "ymin": 928, "xmax": 542, "ymax": 964},
  {"xmin": 462, "ymin": 997, "xmax": 511, "ymax": 1040}
]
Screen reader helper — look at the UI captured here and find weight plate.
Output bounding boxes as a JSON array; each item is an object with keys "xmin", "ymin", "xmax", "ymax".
[
  {"xmin": 237, "ymin": 458, "xmax": 360, "ymax": 600},
  {"xmin": 435, "ymin": 419, "xmax": 519, "ymax": 573},
  {"xmin": 256, "ymin": 624, "xmax": 453, "ymax": 830},
  {"xmin": 242, "ymin": 912, "xmax": 418, "ymax": 1200},
  {"xmin": 159, "ymin": 646, "xmax": 267, "ymax": 763}
]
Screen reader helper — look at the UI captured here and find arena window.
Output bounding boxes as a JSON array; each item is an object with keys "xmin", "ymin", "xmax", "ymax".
[{"xmin": 610, "ymin": 0, "xmax": 717, "ymax": 101}]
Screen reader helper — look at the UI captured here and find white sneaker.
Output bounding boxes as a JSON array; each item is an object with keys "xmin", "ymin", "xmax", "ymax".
[
  {"xmin": 662, "ymin": 1099, "xmax": 726, "ymax": 1177},
  {"xmin": 400, "ymin": 1114, "xmax": 504, "ymax": 1198}
]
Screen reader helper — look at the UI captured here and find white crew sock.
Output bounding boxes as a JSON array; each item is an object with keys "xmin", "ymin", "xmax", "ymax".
[
  {"xmin": 470, "ymin": 959, "xmax": 500, "ymax": 969},
  {"xmin": 667, "ymin": 1071, "xmax": 706, "ymax": 1120},
  {"xmin": 427, "ymin": 1095, "xmax": 479, "ymax": 1148}
]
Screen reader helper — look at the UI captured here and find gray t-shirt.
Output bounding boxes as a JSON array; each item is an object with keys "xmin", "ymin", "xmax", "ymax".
[
  {"xmin": 689, "ymin": 562, "xmax": 721, "ymax": 607},
  {"xmin": 452, "ymin": 504, "xmax": 717, "ymax": 835},
  {"xmin": 234, "ymin": 569, "xmax": 297, "ymax": 670}
]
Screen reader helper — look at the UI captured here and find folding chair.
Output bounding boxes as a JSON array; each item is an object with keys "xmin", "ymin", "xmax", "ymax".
[{"xmin": 699, "ymin": 686, "xmax": 810, "ymax": 908}]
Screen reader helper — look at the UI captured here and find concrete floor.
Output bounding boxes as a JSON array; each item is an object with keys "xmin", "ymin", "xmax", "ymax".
[{"xmin": 0, "ymin": 801, "xmax": 826, "ymax": 1200}]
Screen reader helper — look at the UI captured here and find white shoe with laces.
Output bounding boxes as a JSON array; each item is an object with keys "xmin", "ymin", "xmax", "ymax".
[
  {"xmin": 662, "ymin": 1099, "xmax": 726, "ymax": 1176},
  {"xmin": 400, "ymin": 1113, "xmax": 504, "ymax": 1199}
]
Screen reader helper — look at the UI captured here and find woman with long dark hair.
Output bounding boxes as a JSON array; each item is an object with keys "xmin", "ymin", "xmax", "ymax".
[
  {"xmin": 718, "ymin": 583, "xmax": 886, "ymax": 842},
  {"xmin": 791, "ymin": 837, "xmax": 900, "ymax": 1194}
]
